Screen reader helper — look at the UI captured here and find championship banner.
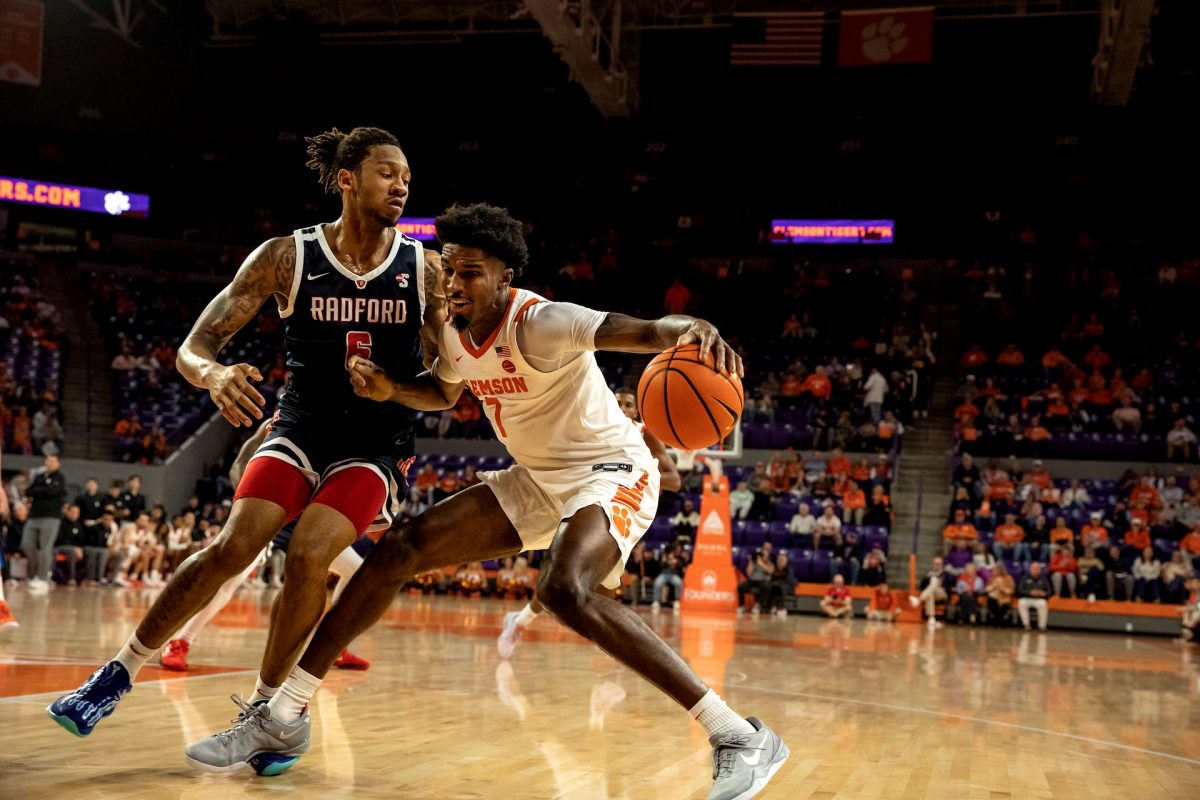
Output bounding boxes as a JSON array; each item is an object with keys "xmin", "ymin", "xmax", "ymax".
[
  {"xmin": 681, "ymin": 475, "xmax": 738, "ymax": 613},
  {"xmin": 838, "ymin": 7, "xmax": 933, "ymax": 67},
  {"xmin": 0, "ymin": 0, "xmax": 43, "ymax": 86}
]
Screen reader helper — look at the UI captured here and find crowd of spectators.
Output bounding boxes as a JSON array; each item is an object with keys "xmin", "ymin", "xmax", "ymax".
[
  {"xmin": 0, "ymin": 259, "xmax": 65, "ymax": 455},
  {"xmin": 955, "ymin": 254, "xmax": 1200, "ymax": 461}
]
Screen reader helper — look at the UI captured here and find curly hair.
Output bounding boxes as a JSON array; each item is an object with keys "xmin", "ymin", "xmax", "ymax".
[
  {"xmin": 435, "ymin": 203, "xmax": 529, "ymax": 276},
  {"xmin": 304, "ymin": 126, "xmax": 401, "ymax": 194}
]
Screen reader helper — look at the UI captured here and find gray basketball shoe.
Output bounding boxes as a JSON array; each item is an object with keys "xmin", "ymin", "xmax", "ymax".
[
  {"xmin": 184, "ymin": 695, "xmax": 310, "ymax": 776},
  {"xmin": 707, "ymin": 717, "xmax": 789, "ymax": 800}
]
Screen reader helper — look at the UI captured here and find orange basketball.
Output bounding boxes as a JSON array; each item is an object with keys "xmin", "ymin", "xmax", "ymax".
[{"xmin": 637, "ymin": 343, "xmax": 743, "ymax": 451}]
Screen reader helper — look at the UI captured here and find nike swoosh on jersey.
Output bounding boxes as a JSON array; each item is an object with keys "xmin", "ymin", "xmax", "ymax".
[
  {"xmin": 306, "ymin": 272, "xmax": 329, "ymax": 281},
  {"xmin": 739, "ymin": 749, "xmax": 764, "ymax": 766}
]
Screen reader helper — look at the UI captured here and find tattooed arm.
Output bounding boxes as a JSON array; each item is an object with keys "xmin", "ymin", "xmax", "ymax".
[
  {"xmin": 177, "ymin": 236, "xmax": 295, "ymax": 427},
  {"xmin": 420, "ymin": 249, "xmax": 446, "ymax": 370}
]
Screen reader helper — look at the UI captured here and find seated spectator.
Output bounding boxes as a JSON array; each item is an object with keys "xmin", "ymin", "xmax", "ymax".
[
  {"xmin": 1112, "ymin": 400, "xmax": 1141, "ymax": 433},
  {"xmin": 871, "ymin": 454, "xmax": 892, "ymax": 489},
  {"xmin": 1025, "ymin": 415, "xmax": 1051, "ymax": 446},
  {"xmin": 953, "ymin": 452, "xmax": 981, "ymax": 497},
  {"xmin": 1079, "ymin": 511, "xmax": 1109, "ymax": 551},
  {"xmin": 972, "ymin": 542, "xmax": 996, "ymax": 574},
  {"xmin": 1048, "ymin": 517, "xmax": 1075, "ymax": 555},
  {"xmin": 841, "ymin": 480, "xmax": 866, "ymax": 525},
  {"xmin": 985, "ymin": 563, "xmax": 1016, "ymax": 624},
  {"xmin": 1132, "ymin": 546, "xmax": 1163, "ymax": 603},
  {"xmin": 1017, "ymin": 562, "xmax": 1052, "ymax": 631},
  {"xmin": 1182, "ymin": 578, "xmax": 1200, "ymax": 640},
  {"xmin": 819, "ymin": 574, "xmax": 854, "ymax": 619},
  {"xmin": 813, "ymin": 503, "xmax": 842, "ymax": 550},
  {"xmin": 954, "ymin": 399, "xmax": 980, "ymax": 422},
  {"xmin": 859, "ymin": 549, "xmax": 887, "ymax": 586},
  {"xmin": 653, "ymin": 550, "xmax": 685, "ymax": 609},
  {"xmin": 910, "ymin": 557, "xmax": 950, "ymax": 627},
  {"xmin": 1041, "ymin": 345, "xmax": 1071, "ymax": 372},
  {"xmin": 826, "ymin": 448, "xmax": 850, "ymax": 479},
  {"xmin": 764, "ymin": 553, "xmax": 797, "ymax": 617},
  {"xmin": 1075, "ymin": 546, "xmax": 1106, "ymax": 599},
  {"xmin": 955, "ymin": 564, "xmax": 985, "ymax": 625},
  {"xmin": 1026, "ymin": 514, "xmax": 1050, "ymax": 564},
  {"xmin": 738, "ymin": 543, "xmax": 775, "ymax": 612},
  {"xmin": 961, "ymin": 345, "xmax": 989, "ymax": 370},
  {"xmin": 955, "ymin": 415, "xmax": 980, "ymax": 451},
  {"xmin": 942, "ymin": 508, "xmax": 978, "ymax": 552},
  {"xmin": 53, "ymin": 504, "xmax": 84, "ymax": 586},
  {"xmin": 452, "ymin": 562, "xmax": 486, "ymax": 595},
  {"xmin": 1161, "ymin": 551, "xmax": 1194, "ymax": 604},
  {"xmin": 995, "ymin": 344, "xmax": 1025, "ymax": 369},
  {"xmin": 863, "ymin": 485, "xmax": 892, "ymax": 528},
  {"xmin": 413, "ymin": 463, "xmax": 438, "ymax": 503},
  {"xmin": 434, "ymin": 470, "xmax": 461, "ymax": 503},
  {"xmin": 1167, "ymin": 419, "xmax": 1197, "ymax": 461},
  {"xmin": 831, "ymin": 529, "xmax": 864, "ymax": 584},
  {"xmin": 877, "ymin": 411, "xmax": 903, "ymax": 446},
  {"xmin": 1049, "ymin": 548, "xmax": 1078, "ymax": 598},
  {"xmin": 1180, "ymin": 526, "xmax": 1200, "ymax": 569},
  {"xmin": 867, "ymin": 583, "xmax": 902, "ymax": 622},
  {"xmin": 670, "ymin": 499, "xmax": 700, "ymax": 540},
  {"xmin": 624, "ymin": 542, "xmax": 659, "ymax": 605},
  {"xmin": 1123, "ymin": 518, "xmax": 1153, "ymax": 557},
  {"xmin": 1101, "ymin": 544, "xmax": 1135, "ymax": 600},
  {"xmin": 729, "ymin": 481, "xmax": 753, "ymax": 521},
  {"xmin": 1130, "ymin": 476, "xmax": 1162, "ymax": 510},
  {"xmin": 788, "ymin": 502, "xmax": 816, "ymax": 546},
  {"xmin": 1061, "ymin": 480, "xmax": 1091, "ymax": 510}
]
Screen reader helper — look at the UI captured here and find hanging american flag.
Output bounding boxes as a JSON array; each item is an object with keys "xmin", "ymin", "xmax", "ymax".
[{"xmin": 731, "ymin": 12, "xmax": 825, "ymax": 67}]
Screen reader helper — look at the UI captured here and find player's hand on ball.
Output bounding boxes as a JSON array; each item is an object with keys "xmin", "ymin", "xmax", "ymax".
[
  {"xmin": 348, "ymin": 355, "xmax": 395, "ymax": 403},
  {"xmin": 205, "ymin": 363, "xmax": 265, "ymax": 427},
  {"xmin": 677, "ymin": 320, "xmax": 743, "ymax": 378}
]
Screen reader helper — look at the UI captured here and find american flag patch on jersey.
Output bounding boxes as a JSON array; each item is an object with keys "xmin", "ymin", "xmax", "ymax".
[{"xmin": 495, "ymin": 345, "xmax": 512, "ymax": 357}]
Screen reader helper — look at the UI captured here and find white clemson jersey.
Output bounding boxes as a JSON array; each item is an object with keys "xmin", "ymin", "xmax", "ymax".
[{"xmin": 433, "ymin": 288, "xmax": 649, "ymax": 472}]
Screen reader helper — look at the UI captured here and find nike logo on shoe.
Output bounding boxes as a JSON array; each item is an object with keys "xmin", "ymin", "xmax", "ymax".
[
  {"xmin": 739, "ymin": 748, "xmax": 765, "ymax": 766},
  {"xmin": 278, "ymin": 727, "xmax": 303, "ymax": 741},
  {"xmin": 307, "ymin": 272, "xmax": 329, "ymax": 281}
]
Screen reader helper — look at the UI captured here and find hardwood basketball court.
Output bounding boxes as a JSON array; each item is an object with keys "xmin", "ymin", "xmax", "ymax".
[{"xmin": 2, "ymin": 587, "xmax": 1199, "ymax": 799}]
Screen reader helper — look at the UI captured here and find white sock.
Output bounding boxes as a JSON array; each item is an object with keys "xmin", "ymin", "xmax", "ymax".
[
  {"xmin": 515, "ymin": 604, "xmax": 538, "ymax": 628},
  {"xmin": 0, "ymin": 579, "xmax": 6, "ymax": 602},
  {"xmin": 267, "ymin": 665, "xmax": 322, "ymax": 723},
  {"xmin": 251, "ymin": 676, "xmax": 279, "ymax": 705},
  {"xmin": 114, "ymin": 633, "xmax": 155, "ymax": 678},
  {"xmin": 690, "ymin": 689, "xmax": 755, "ymax": 738}
]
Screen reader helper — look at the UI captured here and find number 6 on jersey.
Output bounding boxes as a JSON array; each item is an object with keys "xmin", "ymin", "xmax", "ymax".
[{"xmin": 346, "ymin": 331, "xmax": 373, "ymax": 367}]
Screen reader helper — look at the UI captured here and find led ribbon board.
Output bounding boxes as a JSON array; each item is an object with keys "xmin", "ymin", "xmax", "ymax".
[
  {"xmin": 0, "ymin": 175, "xmax": 150, "ymax": 217},
  {"xmin": 770, "ymin": 219, "xmax": 894, "ymax": 245},
  {"xmin": 396, "ymin": 217, "xmax": 436, "ymax": 242}
]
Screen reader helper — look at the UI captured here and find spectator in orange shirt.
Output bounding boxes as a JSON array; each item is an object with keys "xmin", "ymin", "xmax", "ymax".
[
  {"xmin": 954, "ymin": 400, "xmax": 980, "ymax": 421},
  {"xmin": 867, "ymin": 583, "xmax": 903, "ymax": 621},
  {"xmin": 1025, "ymin": 459, "xmax": 1051, "ymax": 490},
  {"xmin": 1123, "ymin": 518, "xmax": 1152, "ymax": 554},
  {"xmin": 780, "ymin": 312, "xmax": 803, "ymax": 338},
  {"xmin": 1049, "ymin": 518, "xmax": 1075, "ymax": 554},
  {"xmin": 850, "ymin": 458, "xmax": 871, "ymax": 483},
  {"xmin": 1046, "ymin": 396, "xmax": 1070, "ymax": 419},
  {"xmin": 662, "ymin": 277, "xmax": 691, "ymax": 314},
  {"xmin": 1050, "ymin": 548, "xmax": 1079, "ymax": 597},
  {"xmin": 995, "ymin": 344, "xmax": 1025, "ymax": 368},
  {"xmin": 961, "ymin": 344, "xmax": 989, "ymax": 369},
  {"xmin": 801, "ymin": 366, "xmax": 832, "ymax": 401},
  {"xmin": 1079, "ymin": 512, "xmax": 1109, "ymax": 551},
  {"xmin": 779, "ymin": 372, "xmax": 803, "ymax": 400},
  {"xmin": 1180, "ymin": 529, "xmax": 1200, "ymax": 570},
  {"xmin": 842, "ymin": 480, "xmax": 867, "ymax": 525},
  {"xmin": 1130, "ymin": 477, "xmax": 1162, "ymax": 510},
  {"xmin": 956, "ymin": 415, "xmax": 979, "ymax": 450},
  {"xmin": 1042, "ymin": 345, "xmax": 1071, "ymax": 372},
  {"xmin": 1067, "ymin": 377, "xmax": 1091, "ymax": 406},
  {"xmin": 1025, "ymin": 415, "xmax": 1051, "ymax": 445},
  {"xmin": 413, "ymin": 463, "xmax": 439, "ymax": 502},
  {"xmin": 993, "ymin": 513, "xmax": 1028, "ymax": 563},
  {"xmin": 977, "ymin": 377, "xmax": 1005, "ymax": 400},
  {"xmin": 1082, "ymin": 344, "xmax": 1111, "ymax": 371},
  {"xmin": 826, "ymin": 448, "xmax": 850, "ymax": 479},
  {"xmin": 435, "ymin": 470, "xmax": 462, "ymax": 502},
  {"xmin": 943, "ymin": 508, "xmax": 978, "ymax": 552},
  {"xmin": 1130, "ymin": 367, "xmax": 1154, "ymax": 394}
]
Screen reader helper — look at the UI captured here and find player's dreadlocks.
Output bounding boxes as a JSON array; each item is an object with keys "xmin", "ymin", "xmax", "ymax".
[
  {"xmin": 435, "ymin": 203, "xmax": 529, "ymax": 277},
  {"xmin": 304, "ymin": 126, "xmax": 401, "ymax": 194}
]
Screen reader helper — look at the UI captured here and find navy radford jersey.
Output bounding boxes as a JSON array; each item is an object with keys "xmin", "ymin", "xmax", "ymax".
[{"xmin": 278, "ymin": 224, "xmax": 427, "ymax": 446}]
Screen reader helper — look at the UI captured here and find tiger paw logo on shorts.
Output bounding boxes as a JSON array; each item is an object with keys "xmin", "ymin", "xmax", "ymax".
[{"xmin": 611, "ymin": 505, "xmax": 632, "ymax": 538}]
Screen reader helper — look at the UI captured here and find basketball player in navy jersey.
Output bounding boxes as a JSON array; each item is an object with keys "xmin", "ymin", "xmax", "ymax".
[
  {"xmin": 49, "ymin": 127, "xmax": 443, "ymax": 751},
  {"xmin": 187, "ymin": 204, "xmax": 786, "ymax": 799}
]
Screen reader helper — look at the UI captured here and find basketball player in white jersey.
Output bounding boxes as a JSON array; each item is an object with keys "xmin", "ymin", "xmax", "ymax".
[
  {"xmin": 495, "ymin": 387, "xmax": 682, "ymax": 658},
  {"xmin": 186, "ymin": 204, "xmax": 787, "ymax": 800},
  {"xmin": 159, "ymin": 421, "xmax": 370, "ymax": 672}
]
